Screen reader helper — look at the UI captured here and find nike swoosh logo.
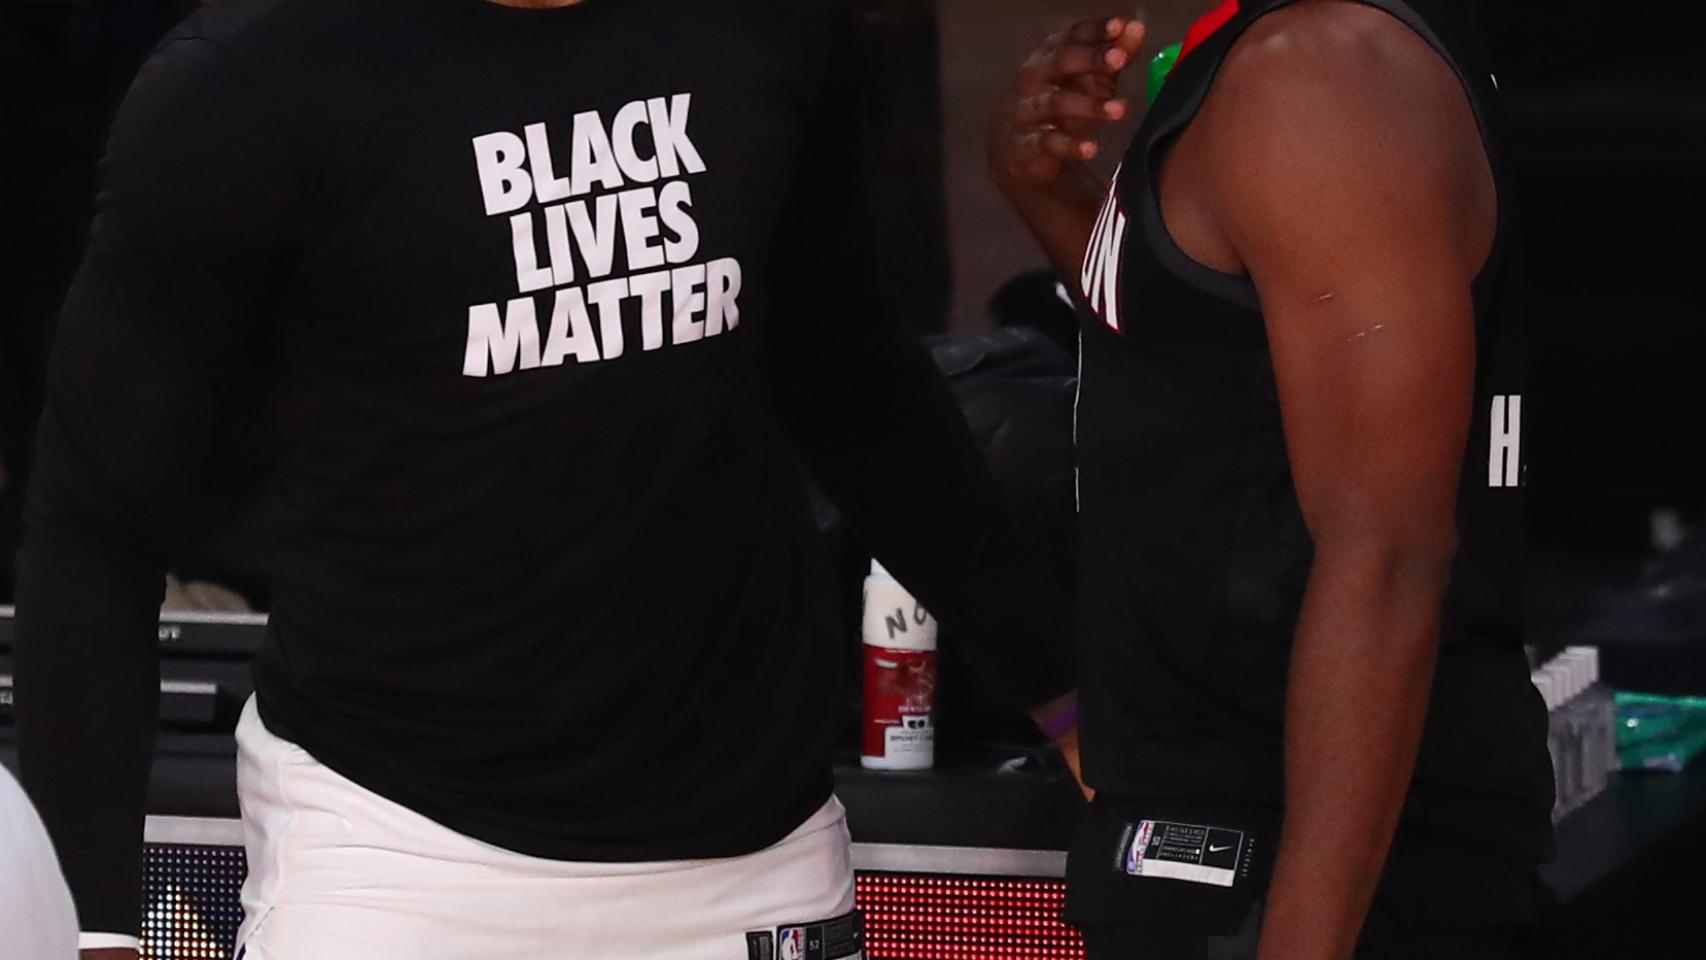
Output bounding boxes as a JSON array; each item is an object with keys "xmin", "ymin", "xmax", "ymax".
[{"xmin": 1208, "ymin": 844, "xmax": 1234, "ymax": 853}]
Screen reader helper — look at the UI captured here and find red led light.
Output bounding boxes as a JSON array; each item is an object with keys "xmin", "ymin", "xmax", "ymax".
[
  {"xmin": 855, "ymin": 873, "xmax": 1086, "ymax": 960},
  {"xmin": 134, "ymin": 845, "xmax": 1088, "ymax": 960}
]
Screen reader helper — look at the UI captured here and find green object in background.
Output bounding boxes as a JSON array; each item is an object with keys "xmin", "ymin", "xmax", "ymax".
[
  {"xmin": 1617, "ymin": 692, "xmax": 1706, "ymax": 772},
  {"xmin": 1148, "ymin": 43, "xmax": 1183, "ymax": 106}
]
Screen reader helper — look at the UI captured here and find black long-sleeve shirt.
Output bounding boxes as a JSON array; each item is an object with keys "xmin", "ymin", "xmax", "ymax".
[{"xmin": 14, "ymin": 0, "xmax": 1073, "ymax": 938}]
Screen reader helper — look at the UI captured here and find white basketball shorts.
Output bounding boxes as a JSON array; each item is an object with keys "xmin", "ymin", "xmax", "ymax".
[{"xmin": 232, "ymin": 697, "xmax": 859, "ymax": 960}]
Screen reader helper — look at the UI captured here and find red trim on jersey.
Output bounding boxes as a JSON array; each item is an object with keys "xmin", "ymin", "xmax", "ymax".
[{"xmin": 1177, "ymin": 0, "xmax": 1241, "ymax": 68}]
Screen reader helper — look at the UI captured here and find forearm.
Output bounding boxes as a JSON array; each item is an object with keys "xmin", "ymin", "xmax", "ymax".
[
  {"xmin": 1258, "ymin": 545, "xmax": 1449, "ymax": 960},
  {"xmin": 994, "ymin": 163, "xmax": 1107, "ymax": 284},
  {"xmin": 777, "ymin": 323, "xmax": 1073, "ymax": 710},
  {"xmin": 14, "ymin": 535, "xmax": 163, "ymax": 941},
  {"xmin": 14, "ymin": 412, "xmax": 167, "ymax": 941}
]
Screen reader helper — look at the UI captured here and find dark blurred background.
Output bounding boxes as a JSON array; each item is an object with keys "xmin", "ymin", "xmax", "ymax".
[{"xmin": 1481, "ymin": 1, "xmax": 1706, "ymax": 654}]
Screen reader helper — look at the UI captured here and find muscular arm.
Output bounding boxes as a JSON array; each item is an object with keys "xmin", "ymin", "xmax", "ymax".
[
  {"xmin": 1192, "ymin": 7, "xmax": 1497, "ymax": 957},
  {"xmin": 14, "ymin": 36, "xmax": 298, "ymax": 955}
]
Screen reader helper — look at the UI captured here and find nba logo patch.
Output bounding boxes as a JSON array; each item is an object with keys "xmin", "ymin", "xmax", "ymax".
[
  {"xmin": 751, "ymin": 910, "xmax": 864, "ymax": 960},
  {"xmin": 1123, "ymin": 819, "xmax": 1153, "ymax": 874},
  {"xmin": 778, "ymin": 926, "xmax": 807, "ymax": 960}
]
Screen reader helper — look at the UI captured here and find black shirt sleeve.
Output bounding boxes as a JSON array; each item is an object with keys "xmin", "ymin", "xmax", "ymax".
[
  {"xmin": 766, "ymin": 39, "xmax": 1075, "ymax": 712},
  {"xmin": 14, "ymin": 34, "xmax": 300, "ymax": 936}
]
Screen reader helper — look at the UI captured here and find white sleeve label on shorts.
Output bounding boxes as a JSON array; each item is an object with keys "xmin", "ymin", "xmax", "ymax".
[{"xmin": 749, "ymin": 910, "xmax": 864, "ymax": 960}]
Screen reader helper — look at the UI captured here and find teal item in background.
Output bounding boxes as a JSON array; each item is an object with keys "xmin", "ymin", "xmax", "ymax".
[
  {"xmin": 1148, "ymin": 43, "xmax": 1183, "ymax": 105},
  {"xmin": 1617, "ymin": 691, "xmax": 1706, "ymax": 772}
]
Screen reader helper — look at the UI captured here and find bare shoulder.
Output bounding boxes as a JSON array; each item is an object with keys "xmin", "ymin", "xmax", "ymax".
[
  {"xmin": 1220, "ymin": 0, "xmax": 1460, "ymax": 96},
  {"xmin": 1195, "ymin": 1, "xmax": 1493, "ymax": 256},
  {"xmin": 1203, "ymin": 0, "xmax": 1476, "ymax": 153},
  {"xmin": 1187, "ymin": 1, "xmax": 1497, "ymax": 278}
]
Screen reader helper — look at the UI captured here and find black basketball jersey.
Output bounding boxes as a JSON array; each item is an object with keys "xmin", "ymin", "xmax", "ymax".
[{"xmin": 1071, "ymin": 0, "xmax": 1554, "ymax": 887}]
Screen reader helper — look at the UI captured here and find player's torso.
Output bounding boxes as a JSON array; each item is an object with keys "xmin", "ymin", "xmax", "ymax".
[
  {"xmin": 182, "ymin": 0, "xmax": 843, "ymax": 557},
  {"xmin": 1073, "ymin": 0, "xmax": 1533, "ymax": 790},
  {"xmin": 200, "ymin": 0, "xmax": 853, "ymax": 848},
  {"xmin": 169, "ymin": 0, "xmax": 853, "ymax": 684},
  {"xmin": 219, "ymin": 1, "xmax": 820, "ymax": 428}
]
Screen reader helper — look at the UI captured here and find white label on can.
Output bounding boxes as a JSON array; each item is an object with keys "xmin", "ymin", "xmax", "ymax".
[{"xmin": 884, "ymin": 717, "xmax": 934, "ymax": 758}]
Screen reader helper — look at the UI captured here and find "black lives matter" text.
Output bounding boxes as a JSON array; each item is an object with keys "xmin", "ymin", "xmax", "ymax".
[{"xmin": 463, "ymin": 94, "xmax": 742, "ymax": 378}]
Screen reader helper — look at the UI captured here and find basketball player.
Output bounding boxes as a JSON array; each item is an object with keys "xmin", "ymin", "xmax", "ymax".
[
  {"xmin": 14, "ymin": 1, "xmax": 1078, "ymax": 958},
  {"xmin": 992, "ymin": 1, "xmax": 1552, "ymax": 957}
]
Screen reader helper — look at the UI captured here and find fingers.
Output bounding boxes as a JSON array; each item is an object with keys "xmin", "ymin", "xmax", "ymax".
[
  {"xmin": 1040, "ymin": 17, "xmax": 1117, "ymax": 54},
  {"xmin": 1013, "ymin": 86, "xmax": 1128, "ymax": 129},
  {"xmin": 1051, "ymin": 40, "xmax": 1133, "ymax": 79},
  {"xmin": 1019, "ymin": 17, "xmax": 1148, "ymax": 91},
  {"xmin": 1113, "ymin": 18, "xmax": 1148, "ymax": 60},
  {"xmin": 1014, "ymin": 128, "xmax": 1099, "ymax": 164},
  {"xmin": 1062, "ymin": 16, "xmax": 1118, "ymax": 45},
  {"xmin": 1055, "ymin": 726, "xmax": 1095, "ymax": 802},
  {"xmin": 995, "ymin": 16, "xmax": 1146, "ymax": 187},
  {"xmin": 1059, "ymin": 16, "xmax": 1145, "ymax": 74},
  {"xmin": 1066, "ymin": 16, "xmax": 1138, "ymax": 45},
  {"xmin": 1069, "ymin": 70, "xmax": 1121, "ymax": 103}
]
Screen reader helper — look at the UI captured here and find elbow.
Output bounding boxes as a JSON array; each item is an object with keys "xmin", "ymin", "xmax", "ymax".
[
  {"xmin": 1303, "ymin": 531, "xmax": 1456, "ymax": 666},
  {"xmin": 1310, "ymin": 526, "xmax": 1459, "ymax": 596},
  {"xmin": 20, "ymin": 411, "xmax": 175, "ymax": 572}
]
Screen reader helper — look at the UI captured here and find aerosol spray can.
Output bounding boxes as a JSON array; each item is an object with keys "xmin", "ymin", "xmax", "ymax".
[{"xmin": 861, "ymin": 559, "xmax": 938, "ymax": 771}]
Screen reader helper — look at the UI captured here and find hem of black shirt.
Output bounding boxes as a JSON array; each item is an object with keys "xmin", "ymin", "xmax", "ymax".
[{"xmin": 252, "ymin": 692, "xmax": 836, "ymax": 865}]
